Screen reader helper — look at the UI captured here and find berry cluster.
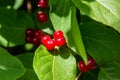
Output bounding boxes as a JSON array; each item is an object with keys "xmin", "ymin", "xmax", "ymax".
[
  {"xmin": 78, "ymin": 58, "xmax": 96, "ymax": 73},
  {"xmin": 25, "ymin": 29, "xmax": 66, "ymax": 50},
  {"xmin": 37, "ymin": 0, "xmax": 49, "ymax": 23},
  {"xmin": 26, "ymin": 1, "xmax": 66, "ymax": 50},
  {"xmin": 41, "ymin": 30, "xmax": 66, "ymax": 50},
  {"xmin": 25, "ymin": 28, "xmax": 43, "ymax": 45}
]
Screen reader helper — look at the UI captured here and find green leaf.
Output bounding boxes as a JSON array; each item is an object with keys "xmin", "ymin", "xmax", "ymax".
[
  {"xmin": 13, "ymin": 0, "xmax": 23, "ymax": 10},
  {"xmin": 33, "ymin": 45, "xmax": 77, "ymax": 80},
  {"xmin": 0, "ymin": 0, "xmax": 15, "ymax": 7},
  {"xmin": 17, "ymin": 53, "xmax": 39, "ymax": 80},
  {"xmin": 99, "ymin": 62, "xmax": 120, "ymax": 80},
  {"xmin": 81, "ymin": 15, "xmax": 95, "ymax": 23},
  {"xmin": 0, "ymin": 7, "xmax": 34, "ymax": 47},
  {"xmin": 72, "ymin": 0, "xmax": 120, "ymax": 33},
  {"xmin": 49, "ymin": 0, "xmax": 87, "ymax": 64},
  {"xmin": 80, "ymin": 22, "xmax": 120, "ymax": 65},
  {"xmin": 0, "ymin": 48, "xmax": 25, "ymax": 80},
  {"xmin": 17, "ymin": 69, "xmax": 39, "ymax": 80},
  {"xmin": 17, "ymin": 53, "xmax": 35, "ymax": 69}
]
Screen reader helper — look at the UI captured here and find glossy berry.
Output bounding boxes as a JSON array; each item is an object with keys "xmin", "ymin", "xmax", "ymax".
[
  {"xmin": 41, "ymin": 35, "xmax": 51, "ymax": 44},
  {"xmin": 25, "ymin": 28, "xmax": 34, "ymax": 37},
  {"xmin": 87, "ymin": 58, "xmax": 96, "ymax": 70},
  {"xmin": 78, "ymin": 61, "xmax": 88, "ymax": 73},
  {"xmin": 53, "ymin": 30, "xmax": 64, "ymax": 39},
  {"xmin": 34, "ymin": 30, "xmax": 43, "ymax": 39},
  {"xmin": 55, "ymin": 37, "xmax": 66, "ymax": 47},
  {"xmin": 38, "ymin": 11, "xmax": 47, "ymax": 23},
  {"xmin": 25, "ymin": 37, "xmax": 33, "ymax": 43},
  {"xmin": 32, "ymin": 37, "xmax": 41, "ymax": 45},
  {"xmin": 37, "ymin": 0, "xmax": 48, "ymax": 9},
  {"xmin": 44, "ymin": 39, "xmax": 55, "ymax": 50}
]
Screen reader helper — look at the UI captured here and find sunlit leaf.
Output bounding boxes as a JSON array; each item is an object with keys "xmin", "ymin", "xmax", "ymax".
[{"xmin": 33, "ymin": 45, "xmax": 77, "ymax": 80}]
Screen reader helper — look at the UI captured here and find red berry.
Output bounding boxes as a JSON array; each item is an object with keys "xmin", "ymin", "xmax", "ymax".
[
  {"xmin": 87, "ymin": 58, "xmax": 96, "ymax": 70},
  {"xmin": 38, "ymin": 11, "xmax": 48, "ymax": 23},
  {"xmin": 37, "ymin": 0, "xmax": 49, "ymax": 9},
  {"xmin": 44, "ymin": 39, "xmax": 55, "ymax": 50},
  {"xmin": 25, "ymin": 28, "xmax": 34, "ymax": 37},
  {"xmin": 41, "ymin": 35, "xmax": 51, "ymax": 44},
  {"xmin": 55, "ymin": 37, "xmax": 66, "ymax": 47},
  {"xmin": 78, "ymin": 61, "xmax": 88, "ymax": 73},
  {"xmin": 32, "ymin": 37, "xmax": 41, "ymax": 45},
  {"xmin": 53, "ymin": 30, "xmax": 64, "ymax": 39},
  {"xmin": 25, "ymin": 37, "xmax": 33, "ymax": 43},
  {"xmin": 34, "ymin": 30, "xmax": 43, "ymax": 39}
]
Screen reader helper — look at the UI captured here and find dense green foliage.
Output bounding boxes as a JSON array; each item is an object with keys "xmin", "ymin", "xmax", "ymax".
[{"xmin": 0, "ymin": 0, "xmax": 120, "ymax": 80}]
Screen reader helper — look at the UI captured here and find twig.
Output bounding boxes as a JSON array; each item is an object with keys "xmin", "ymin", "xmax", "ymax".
[
  {"xmin": 27, "ymin": 0, "xmax": 32, "ymax": 13},
  {"xmin": 75, "ymin": 72, "xmax": 82, "ymax": 80}
]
